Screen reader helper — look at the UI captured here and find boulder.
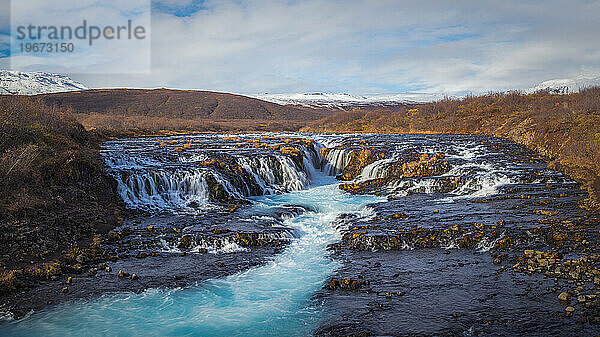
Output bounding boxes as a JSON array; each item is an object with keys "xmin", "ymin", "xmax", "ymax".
[{"xmin": 558, "ymin": 292, "xmax": 570, "ymax": 301}]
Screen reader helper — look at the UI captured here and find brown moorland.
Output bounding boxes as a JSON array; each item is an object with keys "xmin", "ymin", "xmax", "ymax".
[
  {"xmin": 37, "ymin": 89, "xmax": 328, "ymax": 135},
  {"xmin": 0, "ymin": 95, "xmax": 122, "ymax": 294},
  {"xmin": 302, "ymin": 87, "xmax": 600, "ymax": 213}
]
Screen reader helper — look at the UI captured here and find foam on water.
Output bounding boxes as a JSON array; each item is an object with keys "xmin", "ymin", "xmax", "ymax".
[
  {"xmin": 1, "ymin": 174, "xmax": 382, "ymax": 337},
  {"xmin": 2, "ymin": 133, "xmax": 558, "ymax": 335},
  {"xmin": 191, "ymin": 239, "xmax": 249, "ymax": 254}
]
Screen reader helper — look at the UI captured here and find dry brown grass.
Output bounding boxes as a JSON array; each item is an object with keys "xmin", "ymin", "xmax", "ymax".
[
  {"xmin": 35, "ymin": 88, "xmax": 327, "ymax": 134},
  {"xmin": 0, "ymin": 96, "xmax": 101, "ymax": 210},
  {"xmin": 0, "ymin": 96, "xmax": 121, "ymax": 277},
  {"xmin": 74, "ymin": 113, "xmax": 307, "ymax": 136}
]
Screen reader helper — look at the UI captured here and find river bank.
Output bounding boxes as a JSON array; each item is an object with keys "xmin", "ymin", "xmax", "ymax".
[{"xmin": 0, "ymin": 96, "xmax": 123, "ymax": 303}]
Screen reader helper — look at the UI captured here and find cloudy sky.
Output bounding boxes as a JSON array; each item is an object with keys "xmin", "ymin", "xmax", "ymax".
[{"xmin": 1, "ymin": 0, "xmax": 600, "ymax": 95}]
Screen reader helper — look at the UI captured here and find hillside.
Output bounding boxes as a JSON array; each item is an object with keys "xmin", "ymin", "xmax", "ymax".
[
  {"xmin": 0, "ymin": 95, "xmax": 122, "ymax": 293},
  {"xmin": 303, "ymin": 88, "xmax": 600, "ymax": 213},
  {"xmin": 0, "ymin": 70, "xmax": 88, "ymax": 95},
  {"xmin": 36, "ymin": 89, "xmax": 328, "ymax": 134}
]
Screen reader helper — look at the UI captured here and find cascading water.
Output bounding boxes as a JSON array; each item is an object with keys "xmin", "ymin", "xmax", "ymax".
[
  {"xmin": 3, "ymin": 133, "xmax": 581, "ymax": 336},
  {"xmin": 117, "ymin": 169, "xmax": 213, "ymax": 210},
  {"xmin": 237, "ymin": 155, "xmax": 309, "ymax": 194},
  {"xmin": 321, "ymin": 148, "xmax": 352, "ymax": 176},
  {"xmin": 103, "ymin": 135, "xmax": 320, "ymax": 212},
  {"xmin": 1, "ymin": 165, "xmax": 382, "ymax": 337}
]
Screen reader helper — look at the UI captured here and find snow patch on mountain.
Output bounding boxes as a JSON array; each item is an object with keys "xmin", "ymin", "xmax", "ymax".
[
  {"xmin": 0, "ymin": 70, "xmax": 88, "ymax": 95},
  {"xmin": 251, "ymin": 92, "xmax": 447, "ymax": 109},
  {"xmin": 526, "ymin": 74, "xmax": 600, "ymax": 94}
]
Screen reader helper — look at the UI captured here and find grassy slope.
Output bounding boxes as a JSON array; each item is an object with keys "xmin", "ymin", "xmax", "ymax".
[
  {"xmin": 303, "ymin": 88, "xmax": 600, "ymax": 212},
  {"xmin": 0, "ymin": 96, "xmax": 122, "ymax": 292},
  {"xmin": 37, "ymin": 89, "xmax": 328, "ymax": 135}
]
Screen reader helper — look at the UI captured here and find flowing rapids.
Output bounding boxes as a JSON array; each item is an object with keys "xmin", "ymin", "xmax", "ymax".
[
  {"xmin": 2, "ymin": 173, "xmax": 380, "ymax": 336},
  {"xmin": 2, "ymin": 133, "xmax": 597, "ymax": 336}
]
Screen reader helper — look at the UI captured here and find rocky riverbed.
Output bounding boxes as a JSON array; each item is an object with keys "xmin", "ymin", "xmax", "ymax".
[
  {"xmin": 1, "ymin": 133, "xmax": 599, "ymax": 336},
  {"xmin": 315, "ymin": 134, "xmax": 600, "ymax": 335}
]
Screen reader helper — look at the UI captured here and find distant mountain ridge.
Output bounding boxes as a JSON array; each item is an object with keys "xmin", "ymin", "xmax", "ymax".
[
  {"xmin": 251, "ymin": 92, "xmax": 446, "ymax": 110},
  {"xmin": 254, "ymin": 74, "xmax": 600, "ymax": 110},
  {"xmin": 526, "ymin": 74, "xmax": 600, "ymax": 94},
  {"xmin": 4, "ymin": 69, "xmax": 599, "ymax": 112},
  {"xmin": 0, "ymin": 70, "xmax": 88, "ymax": 95}
]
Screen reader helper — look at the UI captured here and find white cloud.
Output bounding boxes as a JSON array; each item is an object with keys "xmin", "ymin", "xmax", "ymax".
[
  {"xmin": 8, "ymin": 0, "xmax": 151, "ymax": 74},
  {"xmin": 8, "ymin": 0, "xmax": 600, "ymax": 94}
]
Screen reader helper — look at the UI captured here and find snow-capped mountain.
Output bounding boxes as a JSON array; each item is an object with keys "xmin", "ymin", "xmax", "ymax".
[
  {"xmin": 0, "ymin": 70, "xmax": 88, "ymax": 95},
  {"xmin": 251, "ymin": 92, "xmax": 447, "ymax": 110},
  {"xmin": 254, "ymin": 75, "xmax": 600, "ymax": 109},
  {"xmin": 526, "ymin": 74, "xmax": 600, "ymax": 94}
]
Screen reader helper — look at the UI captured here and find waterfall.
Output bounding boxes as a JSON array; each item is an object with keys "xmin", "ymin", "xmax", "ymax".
[
  {"xmin": 2, "ymin": 172, "xmax": 384, "ymax": 337},
  {"xmin": 321, "ymin": 148, "xmax": 353, "ymax": 176},
  {"xmin": 104, "ymin": 138, "xmax": 324, "ymax": 212},
  {"xmin": 115, "ymin": 169, "xmax": 212, "ymax": 210},
  {"xmin": 236, "ymin": 155, "xmax": 309, "ymax": 194},
  {"xmin": 357, "ymin": 157, "xmax": 396, "ymax": 180}
]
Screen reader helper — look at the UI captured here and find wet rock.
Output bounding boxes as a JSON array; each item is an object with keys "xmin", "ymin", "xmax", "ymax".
[
  {"xmin": 70, "ymin": 264, "xmax": 84, "ymax": 274},
  {"xmin": 107, "ymin": 230, "xmax": 121, "ymax": 242},
  {"xmin": 117, "ymin": 270, "xmax": 130, "ymax": 278},
  {"xmin": 559, "ymin": 292, "xmax": 571, "ymax": 301},
  {"xmin": 178, "ymin": 235, "xmax": 192, "ymax": 249},
  {"xmin": 75, "ymin": 254, "xmax": 88, "ymax": 264},
  {"xmin": 131, "ymin": 274, "xmax": 139, "ymax": 280},
  {"xmin": 213, "ymin": 229, "xmax": 229, "ymax": 235},
  {"xmin": 332, "ymin": 147, "xmax": 386, "ymax": 181},
  {"xmin": 326, "ymin": 278, "xmax": 363, "ymax": 291},
  {"xmin": 326, "ymin": 280, "xmax": 339, "ymax": 290},
  {"xmin": 524, "ymin": 250, "xmax": 534, "ymax": 258}
]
